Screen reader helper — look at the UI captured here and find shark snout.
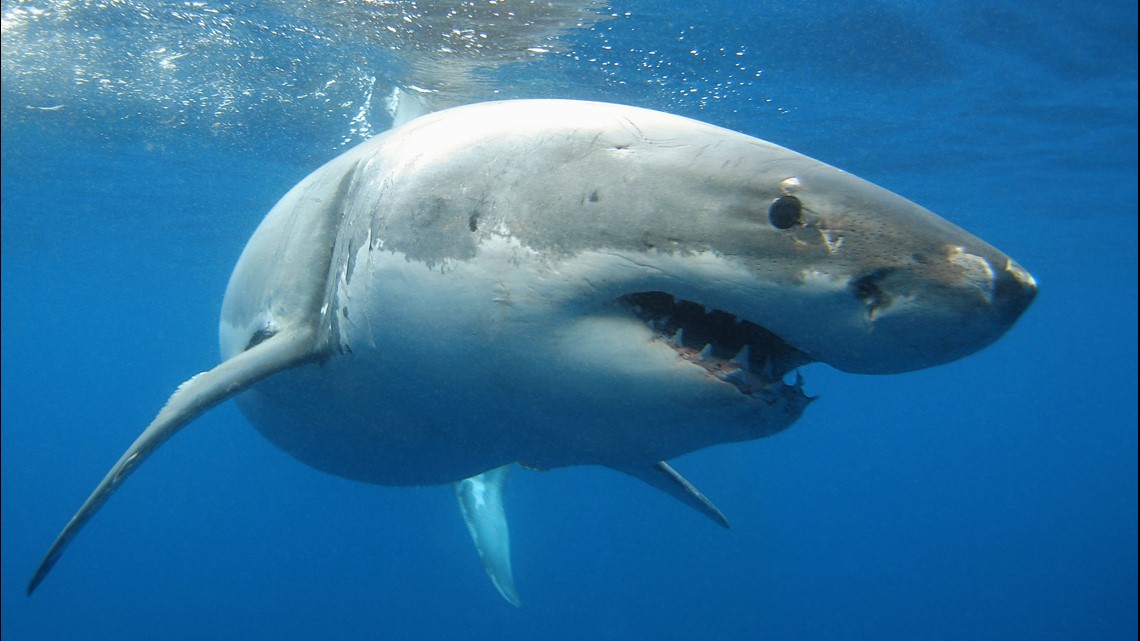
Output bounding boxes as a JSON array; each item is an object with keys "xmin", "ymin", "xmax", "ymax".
[
  {"xmin": 820, "ymin": 247, "xmax": 1036, "ymax": 376},
  {"xmin": 946, "ymin": 246, "xmax": 1036, "ymax": 328},
  {"xmin": 901, "ymin": 249, "xmax": 1036, "ymax": 371},
  {"xmin": 991, "ymin": 257, "xmax": 1037, "ymax": 323}
]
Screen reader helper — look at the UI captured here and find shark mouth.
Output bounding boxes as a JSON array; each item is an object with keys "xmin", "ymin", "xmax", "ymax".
[{"xmin": 620, "ymin": 292, "xmax": 815, "ymax": 398}]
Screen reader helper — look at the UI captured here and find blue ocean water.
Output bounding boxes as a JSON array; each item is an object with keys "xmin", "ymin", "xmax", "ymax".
[{"xmin": 1, "ymin": 1, "xmax": 1136, "ymax": 639}]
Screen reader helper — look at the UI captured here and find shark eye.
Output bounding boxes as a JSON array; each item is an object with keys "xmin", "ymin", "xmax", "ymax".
[{"xmin": 768, "ymin": 195, "xmax": 802, "ymax": 229}]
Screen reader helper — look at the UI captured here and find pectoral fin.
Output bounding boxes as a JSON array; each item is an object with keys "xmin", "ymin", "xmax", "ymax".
[
  {"xmin": 616, "ymin": 461, "xmax": 730, "ymax": 529},
  {"xmin": 454, "ymin": 465, "xmax": 520, "ymax": 606},
  {"xmin": 27, "ymin": 328, "xmax": 320, "ymax": 595}
]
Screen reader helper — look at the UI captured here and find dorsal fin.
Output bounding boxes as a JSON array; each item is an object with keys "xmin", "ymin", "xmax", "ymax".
[{"xmin": 27, "ymin": 328, "xmax": 321, "ymax": 595}]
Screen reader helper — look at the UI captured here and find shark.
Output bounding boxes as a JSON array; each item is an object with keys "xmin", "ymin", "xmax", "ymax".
[{"xmin": 27, "ymin": 99, "xmax": 1036, "ymax": 604}]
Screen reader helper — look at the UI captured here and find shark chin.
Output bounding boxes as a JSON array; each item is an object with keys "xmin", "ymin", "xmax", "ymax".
[{"xmin": 28, "ymin": 99, "xmax": 1035, "ymax": 605}]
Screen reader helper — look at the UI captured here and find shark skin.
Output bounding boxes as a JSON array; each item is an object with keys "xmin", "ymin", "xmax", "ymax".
[{"xmin": 28, "ymin": 99, "xmax": 1036, "ymax": 603}]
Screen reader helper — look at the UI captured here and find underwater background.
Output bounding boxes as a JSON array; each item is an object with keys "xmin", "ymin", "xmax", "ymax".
[{"xmin": 2, "ymin": 1, "xmax": 1136, "ymax": 639}]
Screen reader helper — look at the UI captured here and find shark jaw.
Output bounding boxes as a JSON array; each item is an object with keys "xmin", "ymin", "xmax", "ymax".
[{"xmin": 620, "ymin": 291, "xmax": 814, "ymax": 398}]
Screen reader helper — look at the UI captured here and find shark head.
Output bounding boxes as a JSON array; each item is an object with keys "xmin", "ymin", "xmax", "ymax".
[
  {"xmin": 597, "ymin": 161, "xmax": 1040, "ymax": 378},
  {"xmin": 721, "ymin": 168, "xmax": 1038, "ymax": 376}
]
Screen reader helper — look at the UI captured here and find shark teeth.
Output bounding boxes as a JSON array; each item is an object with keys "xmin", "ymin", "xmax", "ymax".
[
  {"xmin": 670, "ymin": 328, "xmax": 685, "ymax": 347},
  {"xmin": 672, "ymin": 342, "xmax": 788, "ymax": 398},
  {"xmin": 759, "ymin": 358, "xmax": 774, "ymax": 379},
  {"xmin": 618, "ymin": 291, "xmax": 814, "ymax": 398},
  {"xmin": 697, "ymin": 344, "xmax": 714, "ymax": 362},
  {"xmin": 730, "ymin": 345, "xmax": 750, "ymax": 367},
  {"xmin": 723, "ymin": 368, "xmax": 751, "ymax": 386}
]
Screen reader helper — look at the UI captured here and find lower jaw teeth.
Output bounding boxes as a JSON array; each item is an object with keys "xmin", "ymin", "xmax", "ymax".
[
  {"xmin": 696, "ymin": 344, "xmax": 714, "ymax": 362},
  {"xmin": 622, "ymin": 292, "xmax": 813, "ymax": 398},
  {"xmin": 667, "ymin": 338, "xmax": 780, "ymax": 395}
]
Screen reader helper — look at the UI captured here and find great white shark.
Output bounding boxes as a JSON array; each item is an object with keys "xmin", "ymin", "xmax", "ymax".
[{"xmin": 28, "ymin": 99, "xmax": 1036, "ymax": 604}]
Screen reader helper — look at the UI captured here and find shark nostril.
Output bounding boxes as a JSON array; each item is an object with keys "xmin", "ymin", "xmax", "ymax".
[
  {"xmin": 850, "ymin": 269, "xmax": 892, "ymax": 305},
  {"xmin": 850, "ymin": 269, "xmax": 897, "ymax": 322},
  {"xmin": 852, "ymin": 276, "xmax": 881, "ymax": 304}
]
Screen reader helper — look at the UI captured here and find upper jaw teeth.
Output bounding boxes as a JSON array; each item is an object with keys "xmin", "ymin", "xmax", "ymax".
[
  {"xmin": 619, "ymin": 291, "xmax": 813, "ymax": 397},
  {"xmin": 730, "ymin": 345, "xmax": 750, "ymax": 367}
]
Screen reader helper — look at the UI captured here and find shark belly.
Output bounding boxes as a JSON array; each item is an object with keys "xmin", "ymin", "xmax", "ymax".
[
  {"xmin": 235, "ymin": 243, "xmax": 809, "ymax": 486},
  {"xmin": 237, "ymin": 344, "xmax": 806, "ymax": 486}
]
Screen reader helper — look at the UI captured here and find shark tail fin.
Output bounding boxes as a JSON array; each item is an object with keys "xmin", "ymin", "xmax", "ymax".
[
  {"xmin": 617, "ymin": 461, "xmax": 731, "ymax": 529},
  {"xmin": 454, "ymin": 464, "xmax": 521, "ymax": 606},
  {"xmin": 27, "ymin": 328, "xmax": 320, "ymax": 595}
]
